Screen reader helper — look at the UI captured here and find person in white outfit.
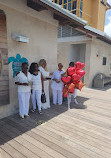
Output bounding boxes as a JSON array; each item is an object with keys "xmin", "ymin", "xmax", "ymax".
[
  {"xmin": 15, "ymin": 62, "xmax": 32, "ymax": 119},
  {"xmin": 29, "ymin": 63, "xmax": 44, "ymax": 115},
  {"xmin": 51, "ymin": 63, "xmax": 64, "ymax": 105},
  {"xmin": 67, "ymin": 62, "xmax": 78, "ymax": 108},
  {"xmin": 39, "ymin": 59, "xmax": 53, "ymax": 109}
]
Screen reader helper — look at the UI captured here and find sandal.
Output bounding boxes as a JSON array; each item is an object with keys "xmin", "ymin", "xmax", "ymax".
[{"xmin": 38, "ymin": 111, "xmax": 43, "ymax": 115}]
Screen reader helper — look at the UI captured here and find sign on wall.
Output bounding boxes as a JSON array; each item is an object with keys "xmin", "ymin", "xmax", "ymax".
[{"xmin": 8, "ymin": 54, "xmax": 28, "ymax": 77}]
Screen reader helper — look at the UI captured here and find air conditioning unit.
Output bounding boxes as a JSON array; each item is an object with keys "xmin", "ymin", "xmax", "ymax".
[{"xmin": 12, "ymin": 33, "xmax": 29, "ymax": 43}]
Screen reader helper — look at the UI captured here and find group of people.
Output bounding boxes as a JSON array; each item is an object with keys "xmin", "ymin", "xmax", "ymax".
[{"xmin": 15, "ymin": 59, "xmax": 78, "ymax": 119}]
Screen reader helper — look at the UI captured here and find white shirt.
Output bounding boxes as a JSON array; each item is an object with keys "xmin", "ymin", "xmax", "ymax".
[
  {"xmin": 39, "ymin": 66, "xmax": 50, "ymax": 78},
  {"xmin": 15, "ymin": 71, "xmax": 32, "ymax": 92},
  {"xmin": 51, "ymin": 70, "xmax": 64, "ymax": 91},
  {"xmin": 32, "ymin": 71, "xmax": 42, "ymax": 90}
]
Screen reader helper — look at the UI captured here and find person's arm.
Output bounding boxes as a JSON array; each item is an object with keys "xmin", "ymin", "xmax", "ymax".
[
  {"xmin": 15, "ymin": 82, "xmax": 28, "ymax": 86},
  {"xmin": 51, "ymin": 71, "xmax": 60, "ymax": 83},
  {"xmin": 39, "ymin": 67, "xmax": 49, "ymax": 78},
  {"xmin": 41, "ymin": 73, "xmax": 44, "ymax": 92},
  {"xmin": 15, "ymin": 72, "xmax": 28, "ymax": 86}
]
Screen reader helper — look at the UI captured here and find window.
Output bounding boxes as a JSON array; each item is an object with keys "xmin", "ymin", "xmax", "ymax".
[
  {"xmin": 72, "ymin": 1, "xmax": 77, "ymax": 14},
  {"xmin": 64, "ymin": 0, "xmax": 67, "ymax": 9},
  {"xmin": 103, "ymin": 57, "xmax": 107, "ymax": 65},
  {"xmin": 80, "ymin": 0, "xmax": 83, "ymax": 18},
  {"xmin": 59, "ymin": 0, "xmax": 62, "ymax": 5}
]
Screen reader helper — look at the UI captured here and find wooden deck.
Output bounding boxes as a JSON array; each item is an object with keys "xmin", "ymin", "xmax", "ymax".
[{"xmin": 0, "ymin": 87, "xmax": 111, "ymax": 158}]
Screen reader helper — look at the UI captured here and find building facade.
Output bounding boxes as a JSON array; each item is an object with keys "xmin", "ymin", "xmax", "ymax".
[
  {"xmin": 53, "ymin": 0, "xmax": 110, "ymax": 31},
  {"xmin": 58, "ymin": 25, "xmax": 111, "ymax": 87}
]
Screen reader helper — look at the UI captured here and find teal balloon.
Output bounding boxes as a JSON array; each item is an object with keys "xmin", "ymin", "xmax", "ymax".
[{"xmin": 8, "ymin": 54, "xmax": 28, "ymax": 77}]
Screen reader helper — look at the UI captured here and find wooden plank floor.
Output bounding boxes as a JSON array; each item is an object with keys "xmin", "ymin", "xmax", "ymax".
[{"xmin": 0, "ymin": 87, "xmax": 111, "ymax": 158}]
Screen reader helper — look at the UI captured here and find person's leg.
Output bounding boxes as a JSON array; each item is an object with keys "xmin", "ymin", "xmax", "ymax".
[
  {"xmin": 52, "ymin": 89, "xmax": 57, "ymax": 105},
  {"xmin": 57, "ymin": 90, "xmax": 63, "ymax": 105},
  {"xmin": 18, "ymin": 92, "xmax": 25, "ymax": 118},
  {"xmin": 24, "ymin": 92, "xmax": 31, "ymax": 116},
  {"xmin": 67, "ymin": 93, "xmax": 71, "ymax": 109},
  {"xmin": 36, "ymin": 90, "xmax": 42, "ymax": 112},
  {"xmin": 73, "ymin": 88, "xmax": 78, "ymax": 104},
  {"xmin": 31, "ymin": 90, "xmax": 36, "ymax": 111}
]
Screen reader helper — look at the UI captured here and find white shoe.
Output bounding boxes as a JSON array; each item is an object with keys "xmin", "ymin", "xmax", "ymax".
[
  {"xmin": 74, "ymin": 99, "xmax": 78, "ymax": 105},
  {"xmin": 20, "ymin": 115, "xmax": 24, "ymax": 119},
  {"xmin": 24, "ymin": 115, "xmax": 30, "ymax": 118}
]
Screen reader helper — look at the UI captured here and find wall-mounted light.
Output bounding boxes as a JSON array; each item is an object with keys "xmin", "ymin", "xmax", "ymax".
[{"xmin": 11, "ymin": 33, "xmax": 29, "ymax": 43}]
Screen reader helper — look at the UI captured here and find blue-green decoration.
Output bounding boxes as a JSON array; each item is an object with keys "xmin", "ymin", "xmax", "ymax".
[{"xmin": 8, "ymin": 54, "xmax": 28, "ymax": 77}]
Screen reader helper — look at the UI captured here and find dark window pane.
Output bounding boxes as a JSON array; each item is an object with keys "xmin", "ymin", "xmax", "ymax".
[
  {"xmin": 103, "ymin": 57, "xmax": 107, "ymax": 65},
  {"xmin": 73, "ymin": 11, "xmax": 76, "ymax": 14},
  {"xmin": 64, "ymin": 4, "xmax": 67, "ymax": 9},
  {"xmin": 72, "ymin": 1, "xmax": 77, "ymax": 9},
  {"xmin": 59, "ymin": 0, "xmax": 62, "ymax": 5},
  {"xmin": 64, "ymin": 0, "xmax": 67, "ymax": 4},
  {"xmin": 68, "ymin": 3, "xmax": 71, "ymax": 11},
  {"xmin": 80, "ymin": 0, "xmax": 83, "ymax": 18}
]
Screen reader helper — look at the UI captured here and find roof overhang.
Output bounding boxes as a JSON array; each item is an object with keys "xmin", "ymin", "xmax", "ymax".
[
  {"xmin": 27, "ymin": 0, "xmax": 87, "ymax": 28},
  {"xmin": 106, "ymin": 2, "xmax": 111, "ymax": 9},
  {"xmin": 27, "ymin": 0, "xmax": 111, "ymax": 45}
]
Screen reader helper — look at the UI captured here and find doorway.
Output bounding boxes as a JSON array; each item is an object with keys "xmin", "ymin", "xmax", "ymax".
[{"xmin": 69, "ymin": 43, "xmax": 86, "ymax": 81}]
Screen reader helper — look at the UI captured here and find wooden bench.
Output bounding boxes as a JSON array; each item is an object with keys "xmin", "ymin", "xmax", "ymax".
[{"xmin": 93, "ymin": 73, "xmax": 111, "ymax": 88}]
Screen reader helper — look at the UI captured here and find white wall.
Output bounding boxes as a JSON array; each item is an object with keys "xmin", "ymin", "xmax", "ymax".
[
  {"xmin": 88, "ymin": 38, "xmax": 111, "ymax": 87},
  {"xmin": 69, "ymin": 44, "xmax": 86, "ymax": 63}
]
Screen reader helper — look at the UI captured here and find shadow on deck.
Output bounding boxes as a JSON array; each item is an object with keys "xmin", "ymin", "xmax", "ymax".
[{"xmin": 0, "ymin": 96, "xmax": 89, "ymax": 146}]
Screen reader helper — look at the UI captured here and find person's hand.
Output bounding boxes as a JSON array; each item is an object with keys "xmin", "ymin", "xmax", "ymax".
[
  {"xmin": 22, "ymin": 83, "xmax": 28, "ymax": 86},
  {"xmin": 50, "ymin": 72, "xmax": 53, "ymax": 76},
  {"xmin": 55, "ymin": 79, "xmax": 60, "ymax": 83}
]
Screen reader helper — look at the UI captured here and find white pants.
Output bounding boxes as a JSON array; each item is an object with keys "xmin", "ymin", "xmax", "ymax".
[
  {"xmin": 52, "ymin": 89, "xmax": 63, "ymax": 105},
  {"xmin": 18, "ymin": 92, "xmax": 31, "ymax": 117},
  {"xmin": 67, "ymin": 89, "xmax": 77, "ymax": 106},
  {"xmin": 41, "ymin": 80, "xmax": 50, "ymax": 109},
  {"xmin": 31, "ymin": 90, "xmax": 42, "ymax": 111}
]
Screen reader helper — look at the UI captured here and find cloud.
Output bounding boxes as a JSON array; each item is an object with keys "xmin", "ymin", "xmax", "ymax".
[
  {"xmin": 104, "ymin": 16, "xmax": 111, "ymax": 37},
  {"xmin": 107, "ymin": 0, "xmax": 111, "ymax": 5},
  {"xmin": 104, "ymin": 1, "xmax": 111, "ymax": 37}
]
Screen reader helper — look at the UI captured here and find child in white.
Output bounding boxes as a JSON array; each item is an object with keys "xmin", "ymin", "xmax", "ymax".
[
  {"xmin": 51, "ymin": 63, "xmax": 64, "ymax": 105},
  {"xmin": 15, "ymin": 63, "xmax": 32, "ymax": 119},
  {"xmin": 29, "ymin": 63, "xmax": 44, "ymax": 114},
  {"xmin": 67, "ymin": 62, "xmax": 78, "ymax": 108}
]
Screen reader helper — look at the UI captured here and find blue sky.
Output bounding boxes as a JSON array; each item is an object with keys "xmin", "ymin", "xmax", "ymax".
[{"xmin": 104, "ymin": 0, "xmax": 111, "ymax": 36}]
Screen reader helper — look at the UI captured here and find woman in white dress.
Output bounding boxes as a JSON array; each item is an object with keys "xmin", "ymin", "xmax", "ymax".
[
  {"xmin": 15, "ymin": 62, "xmax": 32, "ymax": 119},
  {"xmin": 39, "ymin": 59, "xmax": 52, "ymax": 109},
  {"xmin": 51, "ymin": 63, "xmax": 64, "ymax": 105},
  {"xmin": 29, "ymin": 63, "xmax": 44, "ymax": 114}
]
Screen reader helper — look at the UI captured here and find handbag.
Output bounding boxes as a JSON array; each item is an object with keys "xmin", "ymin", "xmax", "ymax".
[{"xmin": 41, "ymin": 92, "xmax": 46, "ymax": 103}]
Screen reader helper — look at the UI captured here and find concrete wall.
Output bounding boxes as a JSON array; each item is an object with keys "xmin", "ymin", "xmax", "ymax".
[
  {"xmin": 57, "ymin": 43, "xmax": 70, "ymax": 71},
  {"xmin": 0, "ymin": 0, "xmax": 58, "ymax": 119},
  {"xmin": 69, "ymin": 44, "xmax": 85, "ymax": 63},
  {"xmin": 87, "ymin": 38, "xmax": 111, "ymax": 87}
]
